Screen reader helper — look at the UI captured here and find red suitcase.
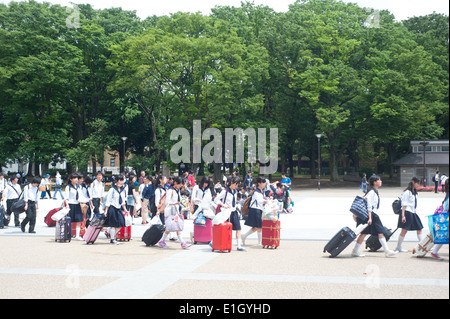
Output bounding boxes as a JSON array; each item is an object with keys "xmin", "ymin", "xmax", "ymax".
[
  {"xmin": 71, "ymin": 218, "xmax": 86, "ymax": 238},
  {"xmin": 211, "ymin": 222, "xmax": 232, "ymax": 253},
  {"xmin": 44, "ymin": 207, "xmax": 61, "ymax": 227},
  {"xmin": 116, "ymin": 225, "xmax": 131, "ymax": 241},
  {"xmin": 262, "ymin": 220, "xmax": 281, "ymax": 249}
]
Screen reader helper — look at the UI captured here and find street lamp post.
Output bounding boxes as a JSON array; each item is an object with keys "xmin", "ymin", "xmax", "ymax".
[
  {"xmin": 315, "ymin": 134, "xmax": 322, "ymax": 190},
  {"xmin": 121, "ymin": 136, "xmax": 128, "ymax": 172},
  {"xmin": 420, "ymin": 140, "xmax": 429, "ymax": 186}
]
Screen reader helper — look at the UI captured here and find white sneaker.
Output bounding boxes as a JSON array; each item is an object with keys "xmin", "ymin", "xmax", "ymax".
[
  {"xmin": 395, "ymin": 246, "xmax": 409, "ymax": 253},
  {"xmin": 75, "ymin": 236, "xmax": 83, "ymax": 241},
  {"xmin": 385, "ymin": 250, "xmax": 398, "ymax": 257},
  {"xmin": 351, "ymin": 249, "xmax": 365, "ymax": 257}
]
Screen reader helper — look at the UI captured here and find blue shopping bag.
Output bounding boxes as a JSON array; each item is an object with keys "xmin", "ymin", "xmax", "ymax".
[
  {"xmin": 428, "ymin": 212, "xmax": 449, "ymax": 245},
  {"xmin": 350, "ymin": 196, "xmax": 369, "ymax": 222}
]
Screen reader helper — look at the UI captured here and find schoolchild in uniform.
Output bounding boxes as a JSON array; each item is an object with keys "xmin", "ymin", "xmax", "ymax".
[
  {"xmin": 192, "ymin": 176, "xmax": 211, "ymax": 213},
  {"xmin": 64, "ymin": 173, "xmax": 84, "ymax": 240},
  {"xmin": 153, "ymin": 175, "xmax": 167, "ymax": 223},
  {"xmin": 2, "ymin": 176, "xmax": 22, "ymax": 227},
  {"xmin": 395, "ymin": 177, "xmax": 425, "ymax": 253},
  {"xmin": 351, "ymin": 175, "xmax": 397, "ymax": 258},
  {"xmin": 242, "ymin": 177, "xmax": 268, "ymax": 247},
  {"xmin": 214, "ymin": 176, "xmax": 246, "ymax": 251},
  {"xmin": 91, "ymin": 171, "xmax": 104, "ymax": 215},
  {"xmin": 21, "ymin": 178, "xmax": 41, "ymax": 233},
  {"xmin": 158, "ymin": 176, "xmax": 191, "ymax": 249},
  {"xmin": 104, "ymin": 174, "xmax": 128, "ymax": 245}
]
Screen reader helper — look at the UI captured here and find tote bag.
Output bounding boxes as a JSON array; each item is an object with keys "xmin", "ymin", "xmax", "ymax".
[
  {"xmin": 350, "ymin": 196, "xmax": 369, "ymax": 222},
  {"xmin": 428, "ymin": 212, "xmax": 449, "ymax": 245}
]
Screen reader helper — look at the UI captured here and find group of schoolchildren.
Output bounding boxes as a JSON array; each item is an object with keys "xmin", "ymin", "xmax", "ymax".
[
  {"xmin": 352, "ymin": 175, "xmax": 449, "ymax": 260},
  {"xmin": 1, "ymin": 169, "xmax": 293, "ymax": 250}
]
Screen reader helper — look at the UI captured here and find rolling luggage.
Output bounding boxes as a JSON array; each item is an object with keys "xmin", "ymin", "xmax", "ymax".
[
  {"xmin": 84, "ymin": 215, "xmax": 105, "ymax": 245},
  {"xmin": 116, "ymin": 225, "xmax": 131, "ymax": 241},
  {"xmin": 365, "ymin": 227, "xmax": 398, "ymax": 252},
  {"xmin": 412, "ymin": 234, "xmax": 434, "ymax": 258},
  {"xmin": 142, "ymin": 224, "xmax": 165, "ymax": 246},
  {"xmin": 44, "ymin": 207, "xmax": 61, "ymax": 227},
  {"xmin": 193, "ymin": 218, "xmax": 212, "ymax": 244},
  {"xmin": 211, "ymin": 222, "xmax": 232, "ymax": 253},
  {"xmin": 55, "ymin": 216, "xmax": 71, "ymax": 242},
  {"xmin": 323, "ymin": 224, "xmax": 368, "ymax": 258},
  {"xmin": 262, "ymin": 220, "xmax": 281, "ymax": 249},
  {"xmin": 71, "ymin": 218, "xmax": 86, "ymax": 238}
]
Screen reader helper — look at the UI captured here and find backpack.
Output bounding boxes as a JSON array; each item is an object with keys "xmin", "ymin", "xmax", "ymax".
[
  {"xmin": 432, "ymin": 175, "xmax": 436, "ymax": 182},
  {"xmin": 392, "ymin": 197, "xmax": 402, "ymax": 215},
  {"xmin": 241, "ymin": 196, "xmax": 251, "ymax": 216}
]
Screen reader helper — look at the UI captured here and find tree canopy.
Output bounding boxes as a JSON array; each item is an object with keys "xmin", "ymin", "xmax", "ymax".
[{"xmin": 1, "ymin": 0, "xmax": 448, "ymax": 181}]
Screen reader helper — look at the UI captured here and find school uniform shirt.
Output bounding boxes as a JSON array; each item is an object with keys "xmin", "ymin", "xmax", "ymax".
[
  {"xmin": 105, "ymin": 186, "xmax": 127, "ymax": 209},
  {"xmin": 91, "ymin": 179, "xmax": 104, "ymax": 199},
  {"xmin": 24, "ymin": 185, "xmax": 39, "ymax": 202},
  {"xmin": 165, "ymin": 188, "xmax": 181, "ymax": 207},
  {"xmin": 192, "ymin": 185, "xmax": 208, "ymax": 206},
  {"xmin": 401, "ymin": 190, "xmax": 417, "ymax": 214},
  {"xmin": 154, "ymin": 186, "xmax": 166, "ymax": 207},
  {"xmin": 214, "ymin": 187, "xmax": 237, "ymax": 211},
  {"xmin": 249, "ymin": 188, "xmax": 265, "ymax": 211},
  {"xmin": 65, "ymin": 184, "xmax": 81, "ymax": 204},
  {"xmin": 0, "ymin": 178, "xmax": 7, "ymax": 194},
  {"xmin": 366, "ymin": 189, "xmax": 380, "ymax": 213},
  {"xmin": 5, "ymin": 183, "xmax": 21, "ymax": 200},
  {"xmin": 79, "ymin": 184, "xmax": 92, "ymax": 204}
]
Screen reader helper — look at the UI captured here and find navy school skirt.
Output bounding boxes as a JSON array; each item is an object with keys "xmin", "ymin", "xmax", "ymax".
[
  {"xmin": 356, "ymin": 212, "xmax": 385, "ymax": 235},
  {"xmin": 244, "ymin": 207, "xmax": 263, "ymax": 229},
  {"xmin": 227, "ymin": 210, "xmax": 241, "ymax": 231},
  {"xmin": 104, "ymin": 206, "xmax": 126, "ymax": 228},
  {"xmin": 398, "ymin": 210, "xmax": 423, "ymax": 231},
  {"xmin": 69, "ymin": 204, "xmax": 84, "ymax": 223}
]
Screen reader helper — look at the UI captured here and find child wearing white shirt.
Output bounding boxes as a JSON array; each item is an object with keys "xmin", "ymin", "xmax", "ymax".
[{"xmin": 396, "ymin": 177, "xmax": 424, "ymax": 253}]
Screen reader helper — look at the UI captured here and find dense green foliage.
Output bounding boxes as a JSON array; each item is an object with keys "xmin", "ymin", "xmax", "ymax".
[{"xmin": 1, "ymin": 0, "xmax": 448, "ymax": 181}]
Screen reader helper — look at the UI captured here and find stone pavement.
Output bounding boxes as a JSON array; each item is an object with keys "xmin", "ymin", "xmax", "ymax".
[{"xmin": 0, "ymin": 186, "xmax": 448, "ymax": 300}]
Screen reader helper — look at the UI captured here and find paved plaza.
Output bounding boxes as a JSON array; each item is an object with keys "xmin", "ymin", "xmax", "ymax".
[{"xmin": 0, "ymin": 186, "xmax": 448, "ymax": 300}]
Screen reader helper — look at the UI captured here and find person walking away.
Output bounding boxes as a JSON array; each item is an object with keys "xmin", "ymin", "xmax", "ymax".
[
  {"xmin": 242, "ymin": 177, "xmax": 269, "ymax": 247},
  {"xmin": 395, "ymin": 177, "xmax": 425, "ymax": 253},
  {"xmin": 158, "ymin": 176, "xmax": 191, "ymax": 249},
  {"xmin": 64, "ymin": 174, "xmax": 84, "ymax": 241},
  {"xmin": 21, "ymin": 178, "xmax": 40, "ymax": 233},
  {"xmin": 53, "ymin": 173, "xmax": 64, "ymax": 200},
  {"xmin": 104, "ymin": 175, "xmax": 128, "ymax": 245},
  {"xmin": 2, "ymin": 176, "xmax": 22, "ymax": 227},
  {"xmin": 351, "ymin": 175, "xmax": 397, "ymax": 258}
]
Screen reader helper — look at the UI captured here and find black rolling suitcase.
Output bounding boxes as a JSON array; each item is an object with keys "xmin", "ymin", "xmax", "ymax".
[
  {"xmin": 323, "ymin": 227, "xmax": 357, "ymax": 258},
  {"xmin": 142, "ymin": 224, "xmax": 165, "ymax": 246},
  {"xmin": 365, "ymin": 227, "xmax": 398, "ymax": 252},
  {"xmin": 324, "ymin": 224, "xmax": 368, "ymax": 258}
]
